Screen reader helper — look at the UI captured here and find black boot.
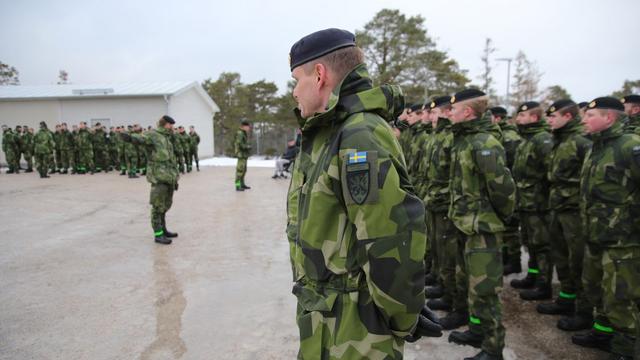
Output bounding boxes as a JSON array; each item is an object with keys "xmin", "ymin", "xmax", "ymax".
[
  {"xmin": 242, "ymin": 181, "xmax": 251, "ymax": 190},
  {"xmin": 161, "ymin": 215, "xmax": 178, "ymax": 238},
  {"xmin": 425, "ymin": 284, "xmax": 444, "ymax": 299},
  {"xmin": 424, "ymin": 272, "xmax": 437, "ymax": 286},
  {"xmin": 449, "ymin": 329, "xmax": 483, "ymax": 348},
  {"xmin": 7, "ymin": 168, "xmax": 15, "ymax": 174},
  {"xmin": 510, "ymin": 272, "xmax": 537, "ymax": 289},
  {"xmin": 557, "ymin": 312, "xmax": 593, "ymax": 331},
  {"xmin": 154, "ymin": 234, "xmax": 172, "ymax": 245},
  {"xmin": 120, "ymin": 169, "xmax": 126, "ymax": 175},
  {"xmin": 196, "ymin": 162, "xmax": 199, "ymax": 171},
  {"xmin": 503, "ymin": 259, "xmax": 522, "ymax": 275},
  {"xmin": 427, "ymin": 298, "xmax": 452, "ymax": 311},
  {"xmin": 519, "ymin": 281, "xmax": 552, "ymax": 301},
  {"xmin": 464, "ymin": 350, "xmax": 503, "ymax": 360},
  {"xmin": 440, "ymin": 310, "xmax": 469, "ymax": 330},
  {"xmin": 537, "ymin": 297, "xmax": 575, "ymax": 315},
  {"xmin": 572, "ymin": 329, "xmax": 612, "ymax": 352}
]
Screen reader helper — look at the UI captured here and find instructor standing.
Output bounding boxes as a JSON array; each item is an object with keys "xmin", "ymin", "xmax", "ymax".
[{"xmin": 122, "ymin": 115, "xmax": 179, "ymax": 245}]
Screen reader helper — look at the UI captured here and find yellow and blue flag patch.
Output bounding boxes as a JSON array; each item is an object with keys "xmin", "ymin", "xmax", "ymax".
[{"xmin": 347, "ymin": 151, "xmax": 368, "ymax": 164}]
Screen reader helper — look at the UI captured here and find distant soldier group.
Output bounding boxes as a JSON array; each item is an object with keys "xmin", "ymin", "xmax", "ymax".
[{"xmin": 2, "ymin": 121, "xmax": 201, "ymax": 178}]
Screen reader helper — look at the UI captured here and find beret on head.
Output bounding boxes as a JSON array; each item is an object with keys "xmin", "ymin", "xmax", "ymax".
[
  {"xmin": 159, "ymin": 115, "xmax": 175, "ymax": 125},
  {"xmin": 517, "ymin": 101, "xmax": 541, "ymax": 113},
  {"xmin": 621, "ymin": 95, "xmax": 640, "ymax": 104},
  {"xmin": 289, "ymin": 28, "xmax": 356, "ymax": 71},
  {"xmin": 241, "ymin": 120, "xmax": 251, "ymax": 127},
  {"xmin": 489, "ymin": 106, "xmax": 508, "ymax": 117},
  {"xmin": 587, "ymin": 97, "xmax": 624, "ymax": 112},
  {"xmin": 578, "ymin": 101, "xmax": 589, "ymax": 109},
  {"xmin": 430, "ymin": 95, "xmax": 452, "ymax": 109},
  {"xmin": 546, "ymin": 99, "xmax": 576, "ymax": 116},
  {"xmin": 409, "ymin": 103, "xmax": 424, "ymax": 112},
  {"xmin": 450, "ymin": 89, "xmax": 486, "ymax": 104}
]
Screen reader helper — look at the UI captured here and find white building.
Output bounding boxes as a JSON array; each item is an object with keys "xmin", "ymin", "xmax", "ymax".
[{"xmin": 0, "ymin": 81, "xmax": 219, "ymax": 164}]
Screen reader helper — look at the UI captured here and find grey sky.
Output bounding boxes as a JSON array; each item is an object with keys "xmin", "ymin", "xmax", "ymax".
[{"xmin": 2, "ymin": 0, "xmax": 639, "ymax": 103}]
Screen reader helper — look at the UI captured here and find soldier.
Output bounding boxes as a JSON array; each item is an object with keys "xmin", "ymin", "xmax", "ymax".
[
  {"xmin": 21, "ymin": 124, "xmax": 34, "ymax": 172},
  {"xmin": 58, "ymin": 123, "xmax": 75, "ymax": 174},
  {"xmin": 33, "ymin": 122, "xmax": 55, "ymax": 178},
  {"xmin": 234, "ymin": 121, "xmax": 252, "ymax": 191},
  {"xmin": 510, "ymin": 102, "xmax": 555, "ymax": 301},
  {"xmin": 114, "ymin": 126, "xmax": 127, "ymax": 175},
  {"xmin": 424, "ymin": 95, "xmax": 459, "ymax": 314},
  {"xmin": 15, "ymin": 125, "xmax": 24, "ymax": 171},
  {"xmin": 76, "ymin": 121, "xmax": 95, "ymax": 174},
  {"xmin": 2, "ymin": 125, "xmax": 19, "ymax": 173},
  {"xmin": 52, "ymin": 124, "xmax": 62, "ymax": 173},
  {"xmin": 537, "ymin": 100, "xmax": 592, "ymax": 326},
  {"xmin": 121, "ymin": 115, "xmax": 179, "ymax": 245},
  {"xmin": 571, "ymin": 98, "xmax": 640, "ymax": 359},
  {"xmin": 178, "ymin": 126, "xmax": 191, "ymax": 173},
  {"xmin": 92, "ymin": 122, "xmax": 110, "ymax": 172},
  {"xmin": 172, "ymin": 126, "xmax": 185, "ymax": 174},
  {"xmin": 108, "ymin": 126, "xmax": 119, "ymax": 171},
  {"xmin": 71, "ymin": 125, "xmax": 79, "ymax": 171},
  {"xmin": 489, "ymin": 106, "xmax": 523, "ymax": 275},
  {"xmin": 578, "ymin": 102, "xmax": 589, "ymax": 119},
  {"xmin": 189, "ymin": 126, "xmax": 200, "ymax": 171},
  {"xmin": 396, "ymin": 105, "xmax": 413, "ymax": 157},
  {"xmin": 445, "ymin": 89, "xmax": 515, "ymax": 360},
  {"xmin": 136, "ymin": 124, "xmax": 148, "ymax": 175},
  {"xmin": 287, "ymin": 28, "xmax": 441, "ymax": 359},
  {"xmin": 621, "ymin": 94, "xmax": 640, "ymax": 135},
  {"xmin": 124, "ymin": 125, "xmax": 139, "ymax": 178}
]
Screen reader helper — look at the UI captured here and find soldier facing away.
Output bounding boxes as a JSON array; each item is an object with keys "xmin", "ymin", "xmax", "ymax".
[
  {"xmin": 188, "ymin": 126, "xmax": 200, "ymax": 171},
  {"xmin": 287, "ymin": 28, "xmax": 441, "ymax": 360},
  {"xmin": 234, "ymin": 121, "xmax": 252, "ymax": 191}
]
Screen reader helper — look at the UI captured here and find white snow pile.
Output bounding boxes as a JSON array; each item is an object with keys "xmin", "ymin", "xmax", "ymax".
[{"xmin": 199, "ymin": 156, "xmax": 276, "ymax": 168}]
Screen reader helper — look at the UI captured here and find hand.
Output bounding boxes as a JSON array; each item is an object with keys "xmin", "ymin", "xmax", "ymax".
[
  {"xmin": 404, "ymin": 305, "xmax": 443, "ymax": 343},
  {"xmin": 174, "ymin": 183, "xmax": 179, "ymax": 191}
]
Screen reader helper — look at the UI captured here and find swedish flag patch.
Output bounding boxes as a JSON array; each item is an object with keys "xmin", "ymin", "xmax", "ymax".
[{"xmin": 348, "ymin": 151, "xmax": 368, "ymax": 164}]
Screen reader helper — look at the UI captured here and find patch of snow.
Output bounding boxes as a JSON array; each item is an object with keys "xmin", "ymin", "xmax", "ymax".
[{"xmin": 199, "ymin": 156, "xmax": 276, "ymax": 168}]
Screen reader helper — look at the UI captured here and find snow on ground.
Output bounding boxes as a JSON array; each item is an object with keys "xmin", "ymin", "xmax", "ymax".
[{"xmin": 199, "ymin": 156, "xmax": 276, "ymax": 168}]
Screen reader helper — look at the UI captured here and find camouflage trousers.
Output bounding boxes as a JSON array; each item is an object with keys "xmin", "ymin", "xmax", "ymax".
[
  {"xmin": 125, "ymin": 151, "xmax": 138, "ymax": 174},
  {"xmin": 93, "ymin": 147, "xmax": 110, "ymax": 171},
  {"xmin": 295, "ymin": 287, "xmax": 404, "ymax": 359},
  {"xmin": 520, "ymin": 212, "xmax": 552, "ymax": 283},
  {"xmin": 236, "ymin": 158, "xmax": 247, "ymax": 187},
  {"xmin": 431, "ymin": 211, "xmax": 459, "ymax": 306},
  {"xmin": 34, "ymin": 151, "xmax": 50, "ymax": 175},
  {"xmin": 4, "ymin": 149, "xmax": 19, "ymax": 171},
  {"xmin": 21, "ymin": 150, "xmax": 33, "ymax": 170},
  {"xmin": 549, "ymin": 210, "xmax": 587, "ymax": 311},
  {"xmin": 582, "ymin": 242, "xmax": 612, "ymax": 330},
  {"xmin": 138, "ymin": 153, "xmax": 147, "ymax": 172},
  {"xmin": 150, "ymin": 183, "xmax": 174, "ymax": 235},
  {"xmin": 190, "ymin": 146, "xmax": 199, "ymax": 166},
  {"xmin": 175, "ymin": 151, "xmax": 185, "ymax": 172},
  {"xmin": 457, "ymin": 232, "xmax": 505, "ymax": 355},
  {"xmin": 54, "ymin": 148, "xmax": 62, "ymax": 170},
  {"xmin": 424, "ymin": 210, "xmax": 437, "ymax": 278},
  {"xmin": 502, "ymin": 215, "xmax": 521, "ymax": 265},
  {"xmin": 59, "ymin": 148, "xmax": 75, "ymax": 171},
  {"xmin": 77, "ymin": 148, "xmax": 94, "ymax": 173},
  {"xmin": 603, "ymin": 247, "xmax": 640, "ymax": 357}
]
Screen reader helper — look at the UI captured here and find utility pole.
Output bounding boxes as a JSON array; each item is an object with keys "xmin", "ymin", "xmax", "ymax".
[{"xmin": 496, "ymin": 57, "xmax": 513, "ymax": 111}]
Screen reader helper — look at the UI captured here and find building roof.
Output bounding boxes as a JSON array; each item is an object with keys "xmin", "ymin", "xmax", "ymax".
[{"xmin": 0, "ymin": 81, "xmax": 219, "ymax": 112}]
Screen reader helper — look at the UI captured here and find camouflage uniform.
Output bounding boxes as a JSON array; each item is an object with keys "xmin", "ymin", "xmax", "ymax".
[
  {"xmin": 234, "ymin": 128, "xmax": 251, "ymax": 189},
  {"xmin": 2, "ymin": 128, "xmax": 20, "ymax": 172},
  {"xmin": 20, "ymin": 130, "xmax": 34, "ymax": 171},
  {"xmin": 124, "ymin": 131, "xmax": 139, "ymax": 176},
  {"xmin": 424, "ymin": 117, "xmax": 457, "ymax": 304},
  {"xmin": 448, "ymin": 113, "xmax": 516, "ymax": 356},
  {"xmin": 172, "ymin": 131, "xmax": 185, "ymax": 173},
  {"xmin": 53, "ymin": 130, "xmax": 62, "ymax": 172},
  {"xmin": 33, "ymin": 127, "xmax": 55, "ymax": 177},
  {"xmin": 108, "ymin": 133, "xmax": 119, "ymax": 170},
  {"xmin": 129, "ymin": 127, "xmax": 179, "ymax": 237},
  {"xmin": 180, "ymin": 132, "xmax": 191, "ymax": 172},
  {"xmin": 624, "ymin": 114, "xmax": 640, "ymax": 135},
  {"xmin": 189, "ymin": 130, "xmax": 200, "ymax": 170},
  {"xmin": 76, "ymin": 128, "xmax": 94, "ymax": 173},
  {"xmin": 547, "ymin": 117, "xmax": 592, "ymax": 310},
  {"xmin": 59, "ymin": 129, "xmax": 75, "ymax": 173},
  {"xmin": 137, "ymin": 129, "xmax": 148, "ymax": 174},
  {"xmin": 512, "ymin": 121, "xmax": 554, "ymax": 285},
  {"xmin": 92, "ymin": 128, "xmax": 110, "ymax": 172},
  {"xmin": 397, "ymin": 119, "xmax": 412, "ymax": 160},
  {"xmin": 288, "ymin": 64, "xmax": 426, "ymax": 359},
  {"xmin": 497, "ymin": 120, "xmax": 523, "ymax": 269},
  {"xmin": 581, "ymin": 119, "xmax": 640, "ymax": 357}
]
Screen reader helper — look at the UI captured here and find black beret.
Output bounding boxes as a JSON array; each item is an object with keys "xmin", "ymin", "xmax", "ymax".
[
  {"xmin": 430, "ymin": 95, "xmax": 452, "ymax": 109},
  {"xmin": 578, "ymin": 101, "xmax": 589, "ymax": 109},
  {"xmin": 621, "ymin": 95, "xmax": 640, "ymax": 104},
  {"xmin": 409, "ymin": 103, "xmax": 423, "ymax": 112},
  {"xmin": 241, "ymin": 120, "xmax": 251, "ymax": 126},
  {"xmin": 546, "ymin": 99, "xmax": 576, "ymax": 115},
  {"xmin": 489, "ymin": 106, "xmax": 508, "ymax": 117},
  {"xmin": 451, "ymin": 89, "xmax": 486, "ymax": 104},
  {"xmin": 161, "ymin": 115, "xmax": 176, "ymax": 124},
  {"xmin": 587, "ymin": 97, "xmax": 624, "ymax": 112},
  {"xmin": 289, "ymin": 28, "xmax": 356, "ymax": 71},
  {"xmin": 517, "ymin": 101, "xmax": 541, "ymax": 113}
]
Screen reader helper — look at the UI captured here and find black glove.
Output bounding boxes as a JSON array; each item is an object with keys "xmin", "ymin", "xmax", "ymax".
[
  {"xmin": 404, "ymin": 305, "xmax": 443, "ymax": 343},
  {"xmin": 120, "ymin": 133, "xmax": 132, "ymax": 142},
  {"xmin": 174, "ymin": 183, "xmax": 179, "ymax": 191}
]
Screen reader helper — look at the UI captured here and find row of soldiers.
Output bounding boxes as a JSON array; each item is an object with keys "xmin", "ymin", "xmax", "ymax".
[
  {"xmin": 394, "ymin": 92, "xmax": 640, "ymax": 359},
  {"xmin": 1, "ymin": 121, "xmax": 201, "ymax": 178}
]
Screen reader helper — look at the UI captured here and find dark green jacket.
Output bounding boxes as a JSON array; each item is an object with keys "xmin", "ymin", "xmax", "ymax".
[
  {"xmin": 34, "ymin": 129, "xmax": 54, "ymax": 155},
  {"xmin": 425, "ymin": 118, "xmax": 453, "ymax": 212},
  {"xmin": 234, "ymin": 129, "xmax": 251, "ymax": 159},
  {"xmin": 131, "ymin": 127, "xmax": 179, "ymax": 185},
  {"xmin": 498, "ymin": 121, "xmax": 522, "ymax": 170},
  {"xmin": 513, "ymin": 121, "xmax": 554, "ymax": 212}
]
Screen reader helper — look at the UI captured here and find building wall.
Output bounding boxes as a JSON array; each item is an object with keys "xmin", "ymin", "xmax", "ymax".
[{"xmin": 169, "ymin": 87, "xmax": 215, "ymax": 158}]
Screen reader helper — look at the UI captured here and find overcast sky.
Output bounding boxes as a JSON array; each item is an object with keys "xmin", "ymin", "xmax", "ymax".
[{"xmin": 2, "ymin": 0, "xmax": 639, "ymax": 103}]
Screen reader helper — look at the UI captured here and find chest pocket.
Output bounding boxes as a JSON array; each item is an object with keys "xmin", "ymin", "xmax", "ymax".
[{"xmin": 604, "ymin": 165, "xmax": 626, "ymax": 186}]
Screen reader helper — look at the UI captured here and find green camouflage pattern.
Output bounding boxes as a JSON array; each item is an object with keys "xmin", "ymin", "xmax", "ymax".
[
  {"xmin": 58, "ymin": 129, "xmax": 75, "ymax": 171},
  {"xmin": 171, "ymin": 132, "xmax": 185, "ymax": 172},
  {"xmin": 580, "ymin": 120, "xmax": 640, "ymax": 248},
  {"xmin": 407, "ymin": 122, "xmax": 430, "ymax": 195},
  {"xmin": 624, "ymin": 114, "xmax": 640, "ymax": 135},
  {"xmin": 425, "ymin": 118, "xmax": 453, "ymax": 213},
  {"xmin": 20, "ymin": 131, "xmax": 34, "ymax": 170},
  {"xmin": 130, "ymin": 127, "xmax": 179, "ymax": 186},
  {"xmin": 124, "ymin": 131, "xmax": 138, "ymax": 174},
  {"xmin": 235, "ymin": 128, "xmax": 250, "ymax": 187},
  {"xmin": 2, "ymin": 129, "xmax": 19, "ymax": 170},
  {"xmin": 33, "ymin": 128, "xmax": 54, "ymax": 175},
  {"xmin": 448, "ymin": 114, "xmax": 516, "ymax": 236},
  {"xmin": 189, "ymin": 131, "xmax": 200, "ymax": 166},
  {"xmin": 603, "ymin": 247, "xmax": 640, "ymax": 357},
  {"xmin": 179, "ymin": 132, "xmax": 191, "ymax": 170},
  {"xmin": 150, "ymin": 183, "xmax": 174, "ymax": 233},
  {"xmin": 582, "ymin": 242, "xmax": 612, "ymax": 332},
  {"xmin": 513, "ymin": 120, "xmax": 554, "ymax": 212},
  {"xmin": 92, "ymin": 128, "xmax": 109, "ymax": 171},
  {"xmin": 76, "ymin": 128, "xmax": 94, "ymax": 172},
  {"xmin": 287, "ymin": 64, "xmax": 426, "ymax": 359}
]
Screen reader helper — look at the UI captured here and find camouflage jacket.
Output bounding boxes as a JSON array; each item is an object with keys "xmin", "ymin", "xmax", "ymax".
[
  {"xmin": 170, "ymin": 133, "xmax": 183, "ymax": 156},
  {"xmin": 397, "ymin": 119, "xmax": 412, "ymax": 159},
  {"xmin": 234, "ymin": 129, "xmax": 251, "ymax": 159},
  {"xmin": 92, "ymin": 129, "xmax": 108, "ymax": 149},
  {"xmin": 131, "ymin": 127, "xmax": 179, "ymax": 185},
  {"xmin": 179, "ymin": 132, "xmax": 191, "ymax": 153},
  {"xmin": 2, "ymin": 129, "xmax": 18, "ymax": 153},
  {"xmin": 548, "ymin": 117, "xmax": 592, "ymax": 211},
  {"xmin": 408, "ymin": 122, "xmax": 430, "ymax": 197},
  {"xmin": 425, "ymin": 118, "xmax": 453, "ymax": 213},
  {"xmin": 497, "ymin": 121, "xmax": 522, "ymax": 170},
  {"xmin": 287, "ymin": 64, "xmax": 426, "ymax": 338},
  {"xmin": 449, "ymin": 115, "xmax": 515, "ymax": 235},
  {"xmin": 580, "ymin": 120, "xmax": 640, "ymax": 248},
  {"xmin": 513, "ymin": 121, "xmax": 554, "ymax": 212},
  {"xmin": 59, "ymin": 130, "xmax": 74, "ymax": 150},
  {"xmin": 624, "ymin": 114, "xmax": 640, "ymax": 135},
  {"xmin": 76, "ymin": 129, "xmax": 93, "ymax": 150},
  {"xmin": 189, "ymin": 131, "xmax": 200, "ymax": 149},
  {"xmin": 20, "ymin": 132, "xmax": 34, "ymax": 153},
  {"xmin": 33, "ymin": 128, "xmax": 54, "ymax": 155}
]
